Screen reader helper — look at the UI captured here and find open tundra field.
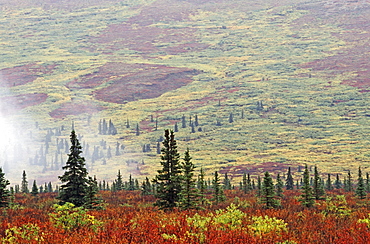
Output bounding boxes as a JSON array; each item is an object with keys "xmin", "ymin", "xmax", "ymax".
[{"xmin": 1, "ymin": 0, "xmax": 370, "ymax": 185}]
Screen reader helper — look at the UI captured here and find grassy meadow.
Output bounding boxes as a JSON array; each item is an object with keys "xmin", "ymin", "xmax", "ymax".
[{"xmin": 0, "ymin": 0, "xmax": 370, "ymax": 185}]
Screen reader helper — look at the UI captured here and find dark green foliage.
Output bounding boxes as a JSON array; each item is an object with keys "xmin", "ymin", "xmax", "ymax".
[
  {"xmin": 300, "ymin": 165, "xmax": 315, "ymax": 208},
  {"xmin": 223, "ymin": 173, "xmax": 232, "ymax": 190},
  {"xmin": 153, "ymin": 129, "xmax": 182, "ymax": 210},
  {"xmin": 261, "ymin": 172, "xmax": 279, "ymax": 208},
  {"xmin": 0, "ymin": 168, "xmax": 10, "ymax": 207},
  {"xmin": 127, "ymin": 174, "xmax": 135, "ymax": 191},
  {"xmin": 286, "ymin": 167, "xmax": 294, "ymax": 190},
  {"xmin": 345, "ymin": 171, "xmax": 353, "ymax": 192},
  {"xmin": 31, "ymin": 180, "xmax": 38, "ymax": 196},
  {"xmin": 197, "ymin": 168, "xmax": 207, "ymax": 206},
  {"xmin": 257, "ymin": 176, "xmax": 262, "ymax": 197},
  {"xmin": 229, "ymin": 113, "xmax": 233, "ymax": 123},
  {"xmin": 356, "ymin": 167, "xmax": 366, "ymax": 199},
  {"xmin": 241, "ymin": 172, "xmax": 251, "ymax": 194},
  {"xmin": 181, "ymin": 115, "xmax": 186, "ymax": 128},
  {"xmin": 136, "ymin": 123, "xmax": 140, "ymax": 136},
  {"xmin": 115, "ymin": 170, "xmax": 123, "ymax": 191},
  {"xmin": 84, "ymin": 176, "xmax": 103, "ymax": 209},
  {"xmin": 21, "ymin": 170, "xmax": 29, "ymax": 194},
  {"xmin": 194, "ymin": 114, "xmax": 199, "ymax": 127},
  {"xmin": 212, "ymin": 171, "xmax": 225, "ymax": 204},
  {"xmin": 334, "ymin": 174, "xmax": 342, "ymax": 189},
  {"xmin": 141, "ymin": 177, "xmax": 152, "ymax": 196},
  {"xmin": 276, "ymin": 173, "xmax": 284, "ymax": 197},
  {"xmin": 191, "ymin": 123, "xmax": 195, "ymax": 133},
  {"xmin": 313, "ymin": 166, "xmax": 325, "ymax": 200},
  {"xmin": 326, "ymin": 174, "xmax": 333, "ymax": 191},
  {"xmin": 178, "ymin": 149, "xmax": 199, "ymax": 210},
  {"xmin": 174, "ymin": 122, "xmax": 178, "ymax": 132},
  {"xmin": 366, "ymin": 173, "xmax": 370, "ymax": 193},
  {"xmin": 58, "ymin": 130, "xmax": 90, "ymax": 207}
]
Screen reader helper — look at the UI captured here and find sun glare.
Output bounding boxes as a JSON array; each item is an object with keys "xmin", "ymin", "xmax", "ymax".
[{"xmin": 0, "ymin": 115, "xmax": 16, "ymax": 151}]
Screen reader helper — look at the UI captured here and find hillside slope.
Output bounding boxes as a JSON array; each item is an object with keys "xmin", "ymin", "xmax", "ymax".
[{"xmin": 1, "ymin": 0, "xmax": 370, "ymax": 184}]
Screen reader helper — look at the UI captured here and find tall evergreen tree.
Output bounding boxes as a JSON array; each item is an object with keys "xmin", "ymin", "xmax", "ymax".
[
  {"xmin": 212, "ymin": 171, "xmax": 225, "ymax": 204},
  {"xmin": 286, "ymin": 167, "xmax": 294, "ymax": 190},
  {"xmin": 223, "ymin": 173, "xmax": 232, "ymax": 190},
  {"xmin": 115, "ymin": 170, "xmax": 123, "ymax": 191},
  {"xmin": 181, "ymin": 115, "xmax": 186, "ymax": 128},
  {"xmin": 228, "ymin": 113, "xmax": 234, "ymax": 123},
  {"xmin": 346, "ymin": 171, "xmax": 353, "ymax": 192},
  {"xmin": 262, "ymin": 172, "xmax": 279, "ymax": 208},
  {"xmin": 21, "ymin": 170, "xmax": 28, "ymax": 194},
  {"xmin": 300, "ymin": 164, "xmax": 315, "ymax": 208},
  {"xmin": 334, "ymin": 174, "xmax": 342, "ymax": 189},
  {"xmin": 198, "ymin": 168, "xmax": 207, "ymax": 206},
  {"xmin": 84, "ymin": 176, "xmax": 103, "ymax": 209},
  {"xmin": 313, "ymin": 166, "xmax": 325, "ymax": 200},
  {"xmin": 136, "ymin": 123, "xmax": 140, "ymax": 136},
  {"xmin": 326, "ymin": 174, "xmax": 333, "ymax": 191},
  {"xmin": 366, "ymin": 172, "xmax": 370, "ymax": 193},
  {"xmin": 48, "ymin": 182, "xmax": 53, "ymax": 193},
  {"xmin": 242, "ymin": 172, "xmax": 248, "ymax": 193},
  {"xmin": 276, "ymin": 173, "xmax": 284, "ymax": 197},
  {"xmin": 127, "ymin": 174, "xmax": 135, "ymax": 191},
  {"xmin": 356, "ymin": 167, "xmax": 366, "ymax": 199},
  {"xmin": 58, "ymin": 130, "xmax": 90, "ymax": 207},
  {"xmin": 31, "ymin": 180, "xmax": 38, "ymax": 196},
  {"xmin": 141, "ymin": 177, "xmax": 152, "ymax": 196},
  {"xmin": 178, "ymin": 149, "xmax": 199, "ymax": 210},
  {"xmin": 0, "ymin": 168, "xmax": 10, "ymax": 207},
  {"xmin": 257, "ymin": 176, "xmax": 262, "ymax": 197},
  {"xmin": 153, "ymin": 129, "xmax": 182, "ymax": 210}
]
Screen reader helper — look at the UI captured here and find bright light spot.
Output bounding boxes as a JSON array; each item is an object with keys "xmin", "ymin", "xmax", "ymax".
[{"xmin": 0, "ymin": 115, "xmax": 16, "ymax": 150}]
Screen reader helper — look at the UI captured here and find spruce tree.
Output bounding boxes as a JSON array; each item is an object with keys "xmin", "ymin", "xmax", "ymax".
[
  {"xmin": 366, "ymin": 173, "xmax": 370, "ymax": 193},
  {"xmin": 128, "ymin": 174, "xmax": 135, "ymax": 190},
  {"xmin": 356, "ymin": 167, "xmax": 366, "ymax": 199},
  {"xmin": 115, "ymin": 170, "xmax": 123, "ymax": 191},
  {"xmin": 31, "ymin": 180, "xmax": 38, "ymax": 196},
  {"xmin": 198, "ymin": 168, "xmax": 207, "ymax": 206},
  {"xmin": 257, "ymin": 176, "xmax": 262, "ymax": 197},
  {"xmin": 286, "ymin": 167, "xmax": 294, "ymax": 190},
  {"xmin": 153, "ymin": 129, "xmax": 182, "ymax": 210},
  {"xmin": 326, "ymin": 174, "xmax": 333, "ymax": 191},
  {"xmin": 313, "ymin": 166, "xmax": 325, "ymax": 200},
  {"xmin": 242, "ymin": 172, "xmax": 248, "ymax": 193},
  {"xmin": 334, "ymin": 174, "xmax": 342, "ymax": 189},
  {"xmin": 300, "ymin": 165, "xmax": 315, "ymax": 207},
  {"xmin": 346, "ymin": 171, "xmax": 353, "ymax": 192},
  {"xmin": 84, "ymin": 176, "xmax": 103, "ymax": 209},
  {"xmin": 181, "ymin": 115, "xmax": 186, "ymax": 128},
  {"xmin": 262, "ymin": 171, "xmax": 279, "ymax": 208},
  {"xmin": 48, "ymin": 182, "xmax": 53, "ymax": 193},
  {"xmin": 178, "ymin": 149, "xmax": 199, "ymax": 210},
  {"xmin": 223, "ymin": 173, "xmax": 232, "ymax": 190},
  {"xmin": 21, "ymin": 170, "xmax": 29, "ymax": 194},
  {"xmin": 212, "ymin": 171, "xmax": 225, "ymax": 204},
  {"xmin": 141, "ymin": 177, "xmax": 152, "ymax": 196},
  {"xmin": 0, "ymin": 168, "xmax": 10, "ymax": 207},
  {"xmin": 58, "ymin": 130, "xmax": 90, "ymax": 207},
  {"xmin": 276, "ymin": 173, "xmax": 284, "ymax": 197}
]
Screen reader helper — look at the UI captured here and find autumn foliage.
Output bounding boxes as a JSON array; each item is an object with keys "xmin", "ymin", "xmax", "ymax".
[{"xmin": 0, "ymin": 189, "xmax": 370, "ymax": 243}]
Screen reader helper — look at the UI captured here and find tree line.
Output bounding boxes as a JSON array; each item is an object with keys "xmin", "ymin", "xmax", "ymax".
[{"xmin": 0, "ymin": 129, "xmax": 369, "ymax": 211}]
